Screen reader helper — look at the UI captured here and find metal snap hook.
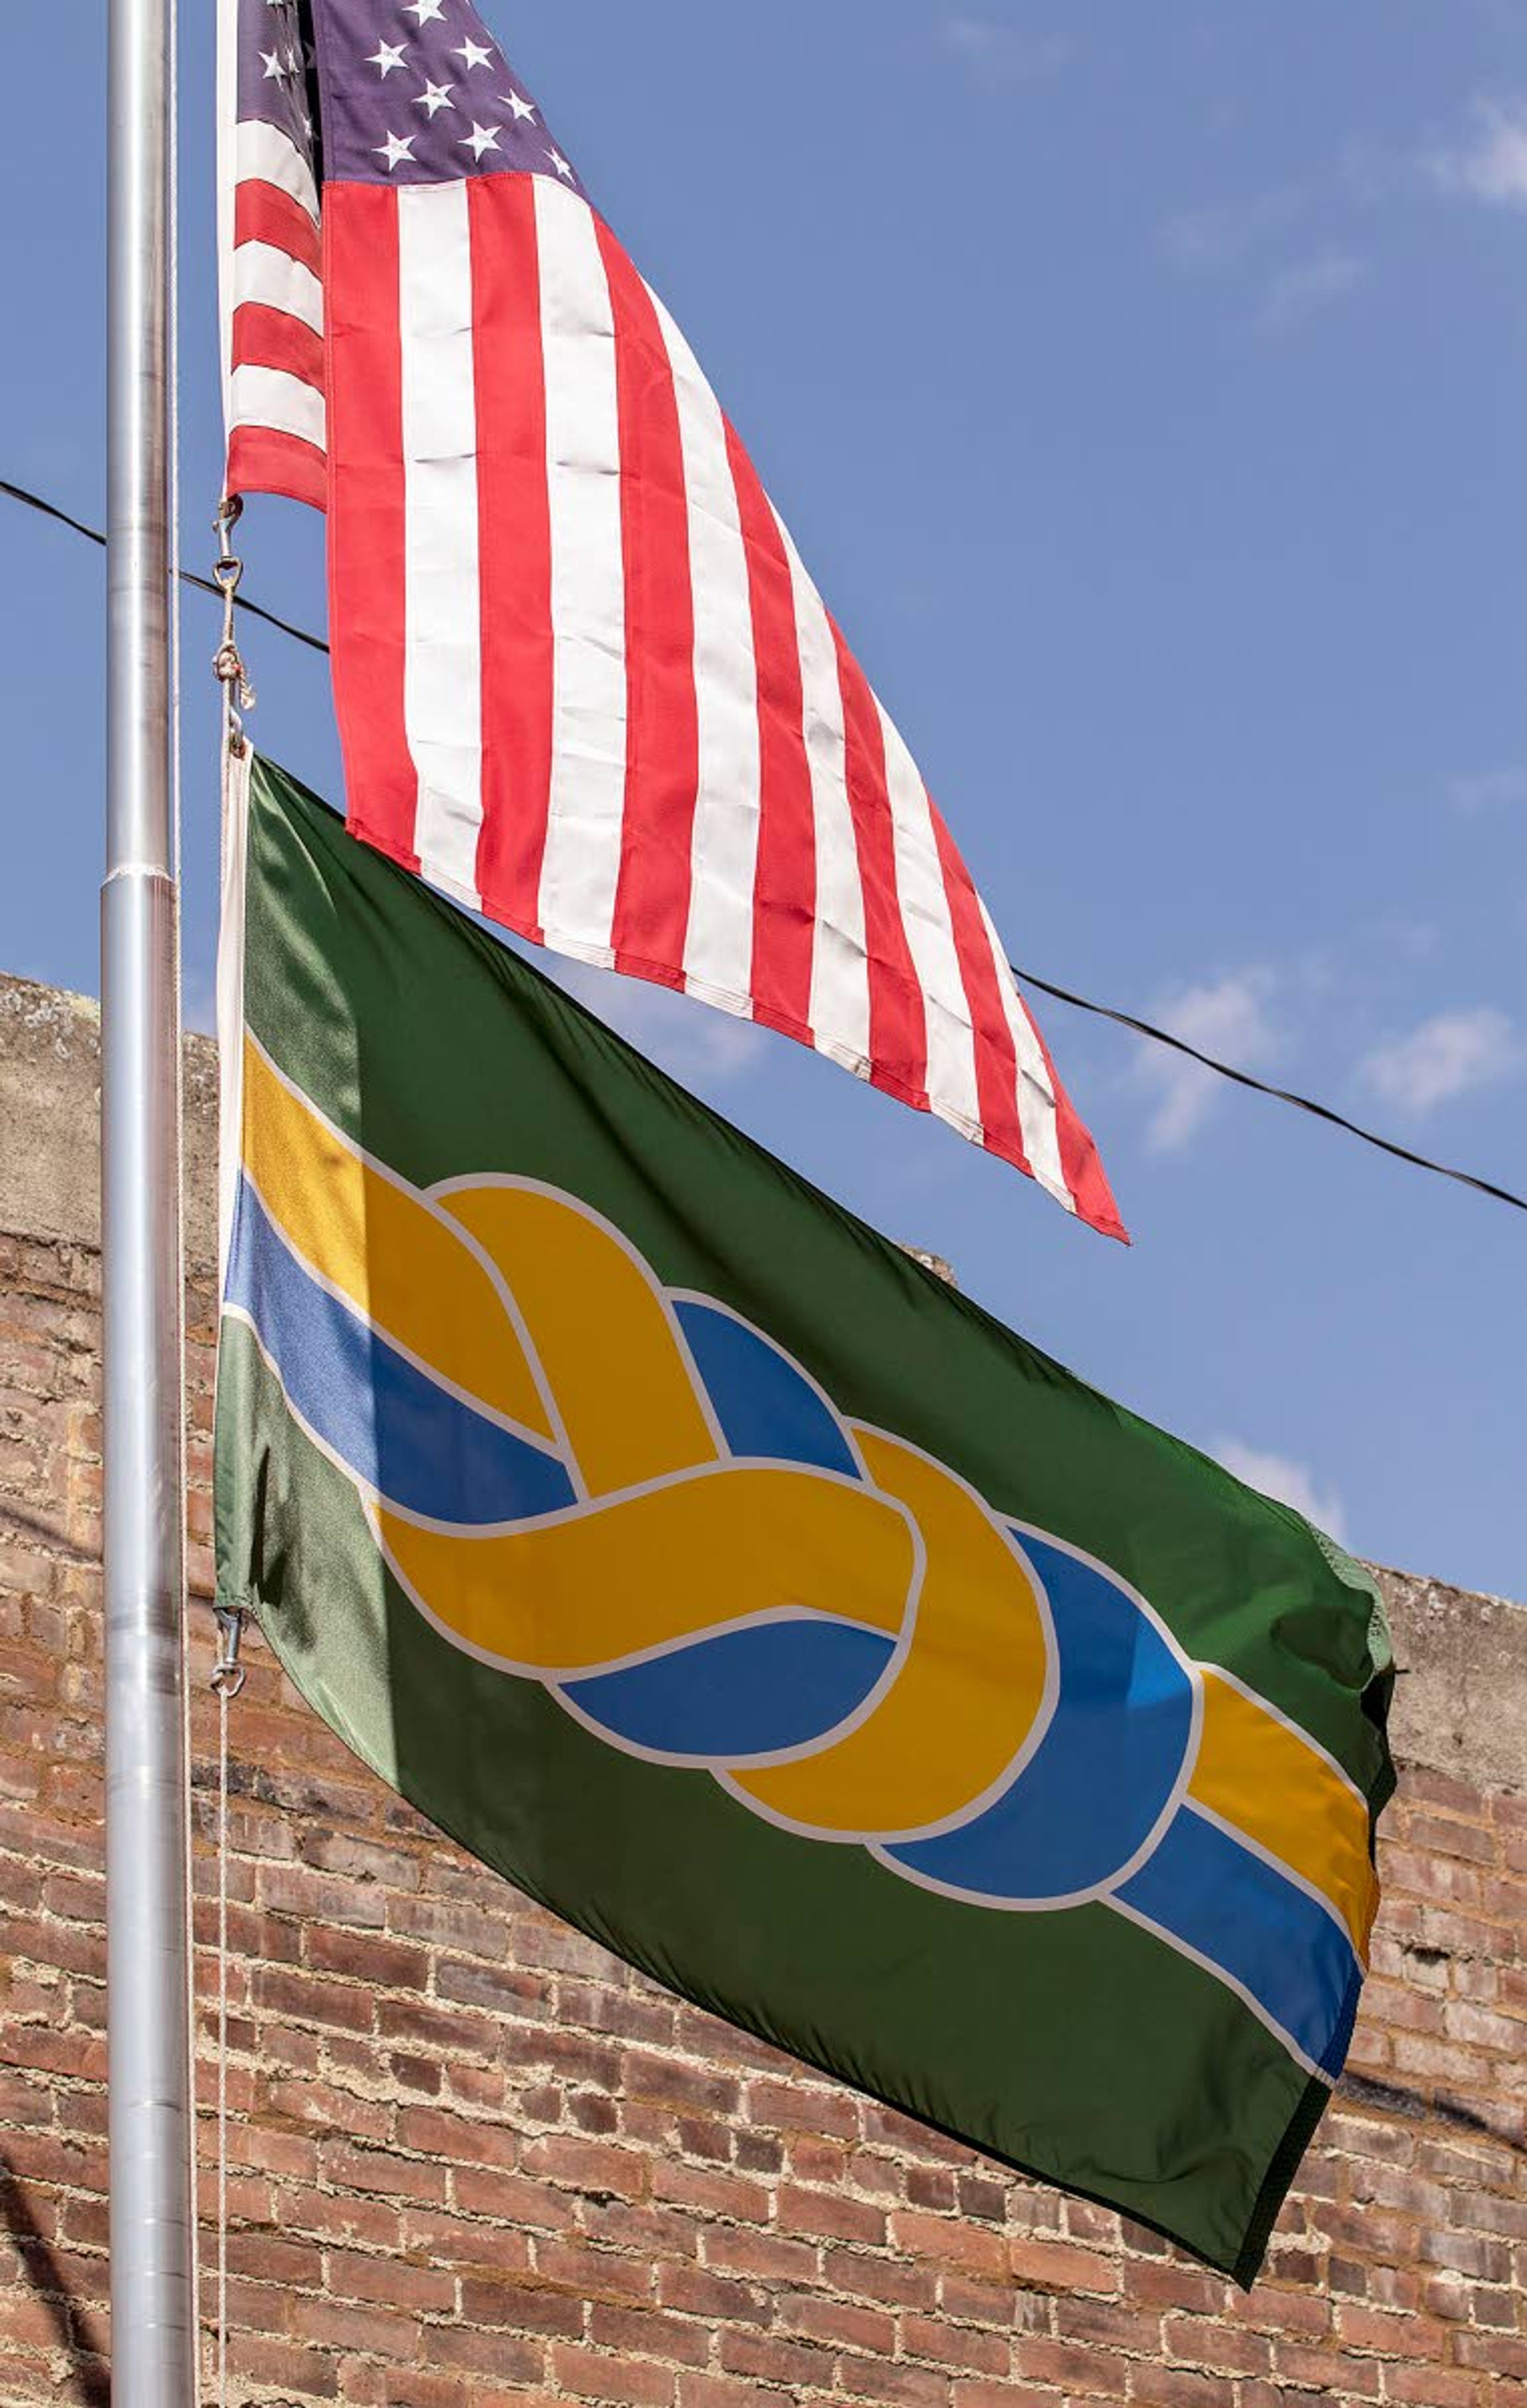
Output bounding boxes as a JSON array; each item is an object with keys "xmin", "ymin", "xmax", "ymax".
[{"xmin": 209, "ymin": 1605, "xmax": 248, "ymax": 1701}]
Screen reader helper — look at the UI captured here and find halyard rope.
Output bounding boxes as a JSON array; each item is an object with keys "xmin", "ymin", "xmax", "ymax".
[
  {"xmin": 210, "ymin": 1609, "xmax": 246, "ymax": 2408},
  {"xmin": 165, "ymin": 3, "xmax": 206, "ymax": 2389},
  {"xmin": 210, "ymin": 474, "xmax": 250, "ymax": 2408}
]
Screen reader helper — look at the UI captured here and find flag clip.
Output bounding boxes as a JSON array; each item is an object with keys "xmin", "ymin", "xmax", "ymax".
[
  {"xmin": 210, "ymin": 1604, "xmax": 247, "ymax": 1701},
  {"xmin": 211, "ymin": 497, "xmax": 255, "ymax": 727}
]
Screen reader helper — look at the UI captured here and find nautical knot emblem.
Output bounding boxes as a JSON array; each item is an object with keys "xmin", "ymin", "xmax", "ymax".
[{"xmin": 228, "ymin": 1032, "xmax": 1375, "ymax": 2081}]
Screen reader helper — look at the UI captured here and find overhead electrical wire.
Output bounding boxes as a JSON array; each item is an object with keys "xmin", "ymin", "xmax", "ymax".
[
  {"xmin": 1, "ymin": 476, "xmax": 328, "ymax": 655},
  {"xmin": 4, "ymin": 470, "xmax": 1524, "ymax": 1221},
  {"xmin": 1013, "ymin": 966, "xmax": 1527, "ymax": 1218}
]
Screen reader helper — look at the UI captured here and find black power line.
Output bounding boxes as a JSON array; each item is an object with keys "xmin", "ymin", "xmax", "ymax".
[
  {"xmin": 4, "ymin": 471, "xmax": 1524, "ymax": 1220},
  {"xmin": 0, "ymin": 476, "xmax": 329, "ymax": 655},
  {"xmin": 1013, "ymin": 966, "xmax": 1527, "ymax": 1218}
]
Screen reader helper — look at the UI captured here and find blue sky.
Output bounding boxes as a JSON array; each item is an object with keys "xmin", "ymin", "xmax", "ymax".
[{"xmin": 2, "ymin": 3, "xmax": 1523, "ymax": 1600}]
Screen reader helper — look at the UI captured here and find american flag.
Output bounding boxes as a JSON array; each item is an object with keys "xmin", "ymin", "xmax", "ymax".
[{"xmin": 220, "ymin": 0, "xmax": 1124, "ymax": 1238}]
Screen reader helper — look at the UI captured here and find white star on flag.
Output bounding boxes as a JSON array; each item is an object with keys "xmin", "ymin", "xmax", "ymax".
[
  {"xmin": 547, "ymin": 148, "xmax": 574, "ymax": 180},
  {"xmin": 453, "ymin": 38, "xmax": 493, "ymax": 72},
  {"xmin": 403, "ymin": 0, "xmax": 447, "ymax": 19},
  {"xmin": 368, "ymin": 40, "xmax": 408, "ymax": 76},
  {"xmin": 503, "ymin": 90, "xmax": 536, "ymax": 122},
  {"xmin": 374, "ymin": 130, "xmax": 415, "ymax": 169},
  {"xmin": 415, "ymin": 80, "xmax": 455, "ymax": 116},
  {"xmin": 461, "ymin": 122, "xmax": 501, "ymax": 159}
]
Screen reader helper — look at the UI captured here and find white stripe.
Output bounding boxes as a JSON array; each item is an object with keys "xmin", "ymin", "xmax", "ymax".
[
  {"xmin": 976, "ymin": 895, "xmax": 1071, "ymax": 1209},
  {"xmin": 646, "ymin": 287, "xmax": 762, "ymax": 1006},
  {"xmin": 228, "ymin": 361, "xmax": 325, "ymax": 450},
  {"xmin": 233, "ymin": 238, "xmax": 324, "ymax": 336},
  {"xmin": 534, "ymin": 181, "xmax": 628, "ymax": 963},
  {"xmin": 236, "ymin": 118, "xmax": 320, "ymax": 224},
  {"xmin": 398, "ymin": 182, "xmax": 484, "ymax": 898},
  {"xmin": 774, "ymin": 515, "xmax": 871, "ymax": 1074},
  {"xmin": 877, "ymin": 704, "xmax": 983, "ymax": 1140}
]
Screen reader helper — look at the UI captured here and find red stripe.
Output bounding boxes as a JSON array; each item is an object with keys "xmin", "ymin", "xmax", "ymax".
[
  {"xmin": 1024, "ymin": 1009, "xmax": 1129, "ymax": 1242},
  {"xmin": 231, "ymin": 301, "xmax": 324, "ymax": 395},
  {"xmin": 466, "ymin": 176, "xmax": 554, "ymax": 938},
  {"xmin": 831, "ymin": 632, "xmax": 928, "ymax": 1106},
  {"xmin": 324, "ymin": 186, "xmax": 417, "ymax": 871},
  {"xmin": 927, "ymin": 801, "xmax": 1031, "ymax": 1173},
  {"xmin": 727, "ymin": 425, "xmax": 816, "ymax": 1040},
  {"xmin": 235, "ymin": 180, "xmax": 322, "ymax": 276},
  {"xmin": 226, "ymin": 424, "xmax": 326, "ymax": 514},
  {"xmin": 596, "ymin": 222, "xmax": 698, "ymax": 985}
]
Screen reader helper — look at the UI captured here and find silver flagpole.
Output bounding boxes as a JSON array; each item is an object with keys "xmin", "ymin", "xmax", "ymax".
[{"xmin": 103, "ymin": 0, "xmax": 198, "ymax": 2396}]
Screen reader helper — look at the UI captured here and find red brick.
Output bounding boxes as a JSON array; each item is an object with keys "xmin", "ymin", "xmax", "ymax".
[
  {"xmin": 745, "ymin": 2076, "xmax": 861, "ymax": 2140},
  {"xmin": 675, "ymin": 2379, "xmax": 781, "ymax": 2408},
  {"xmin": 327, "ymin": 2249, "xmax": 457, "ymax": 2316},
  {"xmin": 414, "ymin": 2328, "xmax": 546, "ymax": 2387},
  {"xmin": 534, "ymin": 2234, "xmax": 654, "ymax": 2303},
  {"xmin": 938, "ymin": 2272, "xmax": 1039, "ymax": 2330},
  {"xmin": 778, "ymin": 2290, "xmax": 895, "ymax": 2355},
  {"xmin": 451, "ymin": 2162, "xmax": 579, "ymax": 2230},
  {"xmin": 718, "ymin": 2327, "xmax": 839, "ymax": 2391},
  {"xmin": 231, "ymin": 2334, "xmax": 341, "ymax": 2397},
  {"xmin": 550, "ymin": 2342, "xmax": 677, "ymax": 2405},
  {"xmin": 321, "ymin": 2141, "xmax": 449, "ymax": 2206},
  {"xmin": 290, "ymin": 2291, "xmax": 420, "ymax": 2361},
  {"xmin": 1009, "ymin": 2233, "xmax": 1118, "ymax": 2293},
  {"xmin": 900, "ymin": 2315, "xmax": 1010, "ymax": 2376},
  {"xmin": 656, "ymin": 2261, "xmax": 770, "ymax": 2325},
  {"xmin": 460, "ymin": 2277, "xmax": 586, "ymax": 2341},
  {"xmin": 1274, "ymin": 2342, "xmax": 1384, "ymax": 2398},
  {"xmin": 1453, "ymin": 2329, "xmax": 1527, "ymax": 2377},
  {"xmin": 1381, "ymin": 2371, "xmax": 1482, "ymax": 2408},
  {"xmin": 835, "ymin": 2361, "xmax": 952, "ymax": 2408},
  {"xmin": 777, "ymin": 2180, "xmax": 887, "ymax": 2245},
  {"xmin": 890, "ymin": 2209, "xmax": 1006, "ymax": 2279},
  {"xmin": 1124, "ymin": 2363, "xmax": 1230, "ymax": 2408},
  {"xmin": 305, "ymin": 1927, "xmax": 429, "ymax": 1990},
  {"xmin": 701, "ymin": 2225, "xmax": 817, "ymax": 2286},
  {"xmin": 950, "ymin": 2387, "xmax": 1055, "ymax": 2408},
  {"xmin": 587, "ymin": 2302, "xmax": 711, "ymax": 2367}
]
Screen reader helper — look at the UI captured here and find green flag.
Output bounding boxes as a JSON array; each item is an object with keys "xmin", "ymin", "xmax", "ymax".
[{"xmin": 216, "ymin": 752, "xmax": 1394, "ymax": 2284}]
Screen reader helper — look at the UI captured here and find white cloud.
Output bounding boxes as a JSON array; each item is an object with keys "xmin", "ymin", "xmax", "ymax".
[
  {"xmin": 1159, "ymin": 187, "xmax": 1304, "ymax": 273},
  {"xmin": 1429, "ymin": 98, "xmax": 1527, "ymax": 209},
  {"xmin": 1449, "ymin": 766, "xmax": 1527, "ymax": 814},
  {"xmin": 548, "ymin": 957, "xmax": 765, "ymax": 1091},
  {"xmin": 1359, "ymin": 1007, "xmax": 1523, "ymax": 1118},
  {"xmin": 942, "ymin": 16, "xmax": 1070, "ymax": 85},
  {"xmin": 1133, "ymin": 971, "xmax": 1279, "ymax": 1155},
  {"xmin": 1257, "ymin": 250, "xmax": 1367, "ymax": 334},
  {"xmin": 1215, "ymin": 1439, "xmax": 1348, "ymax": 1545}
]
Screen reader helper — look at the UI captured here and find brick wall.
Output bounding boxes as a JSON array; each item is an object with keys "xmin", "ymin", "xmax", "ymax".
[{"xmin": 1, "ymin": 974, "xmax": 1524, "ymax": 2408}]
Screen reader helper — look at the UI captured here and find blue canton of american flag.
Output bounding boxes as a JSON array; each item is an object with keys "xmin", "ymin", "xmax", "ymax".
[
  {"xmin": 220, "ymin": 0, "xmax": 1125, "ymax": 1236},
  {"xmin": 222, "ymin": 0, "xmax": 585, "ymax": 505}
]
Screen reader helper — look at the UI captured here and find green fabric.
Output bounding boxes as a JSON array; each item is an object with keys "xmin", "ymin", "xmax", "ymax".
[{"xmin": 217, "ymin": 755, "xmax": 1393, "ymax": 2283}]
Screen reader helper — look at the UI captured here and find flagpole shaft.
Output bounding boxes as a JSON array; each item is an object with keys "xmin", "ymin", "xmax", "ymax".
[{"xmin": 103, "ymin": 0, "xmax": 197, "ymax": 2400}]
